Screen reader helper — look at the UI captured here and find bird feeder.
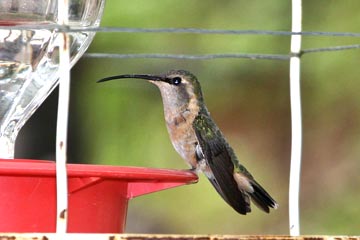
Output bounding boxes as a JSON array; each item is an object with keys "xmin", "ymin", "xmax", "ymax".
[{"xmin": 0, "ymin": 159, "xmax": 197, "ymax": 233}]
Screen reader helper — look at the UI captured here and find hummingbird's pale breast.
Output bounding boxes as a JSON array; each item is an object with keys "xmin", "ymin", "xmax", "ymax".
[
  {"xmin": 154, "ymin": 81, "xmax": 201, "ymax": 168},
  {"xmin": 159, "ymin": 87, "xmax": 200, "ymax": 168},
  {"xmin": 165, "ymin": 110, "xmax": 198, "ymax": 168}
]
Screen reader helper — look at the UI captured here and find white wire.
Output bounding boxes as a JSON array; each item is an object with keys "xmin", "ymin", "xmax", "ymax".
[
  {"xmin": 2, "ymin": 24, "xmax": 360, "ymax": 37},
  {"xmin": 289, "ymin": 0, "xmax": 303, "ymax": 236},
  {"xmin": 84, "ymin": 52, "xmax": 290, "ymax": 60},
  {"xmin": 56, "ymin": 0, "xmax": 70, "ymax": 234}
]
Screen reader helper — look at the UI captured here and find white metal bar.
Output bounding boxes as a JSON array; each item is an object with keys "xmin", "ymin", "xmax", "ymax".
[
  {"xmin": 289, "ymin": 0, "xmax": 303, "ymax": 236},
  {"xmin": 56, "ymin": 0, "xmax": 70, "ymax": 234}
]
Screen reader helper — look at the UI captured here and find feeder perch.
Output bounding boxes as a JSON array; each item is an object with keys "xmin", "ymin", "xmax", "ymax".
[{"xmin": 0, "ymin": 159, "xmax": 198, "ymax": 233}]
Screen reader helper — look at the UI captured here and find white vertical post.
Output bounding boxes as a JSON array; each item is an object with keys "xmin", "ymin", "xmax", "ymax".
[
  {"xmin": 289, "ymin": 0, "xmax": 303, "ymax": 236},
  {"xmin": 56, "ymin": 0, "xmax": 70, "ymax": 234}
]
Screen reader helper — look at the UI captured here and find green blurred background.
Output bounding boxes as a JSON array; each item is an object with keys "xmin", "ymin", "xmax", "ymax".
[{"xmin": 16, "ymin": 0, "xmax": 360, "ymax": 235}]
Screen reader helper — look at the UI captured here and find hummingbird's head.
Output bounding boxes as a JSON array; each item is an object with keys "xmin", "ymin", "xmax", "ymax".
[{"xmin": 98, "ymin": 69, "xmax": 204, "ymax": 110}]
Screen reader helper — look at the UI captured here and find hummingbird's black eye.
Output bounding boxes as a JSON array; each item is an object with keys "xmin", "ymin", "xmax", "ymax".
[{"xmin": 172, "ymin": 77, "xmax": 182, "ymax": 85}]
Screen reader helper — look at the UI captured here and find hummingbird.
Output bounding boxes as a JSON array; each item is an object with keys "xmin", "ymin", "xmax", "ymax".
[{"xmin": 98, "ymin": 69, "xmax": 278, "ymax": 214}]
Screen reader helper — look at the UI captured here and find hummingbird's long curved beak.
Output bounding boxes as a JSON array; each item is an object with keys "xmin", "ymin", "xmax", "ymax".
[{"xmin": 97, "ymin": 74, "xmax": 165, "ymax": 83}]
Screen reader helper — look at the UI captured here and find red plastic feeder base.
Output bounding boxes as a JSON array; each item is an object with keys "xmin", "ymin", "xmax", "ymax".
[{"xmin": 0, "ymin": 159, "xmax": 198, "ymax": 233}]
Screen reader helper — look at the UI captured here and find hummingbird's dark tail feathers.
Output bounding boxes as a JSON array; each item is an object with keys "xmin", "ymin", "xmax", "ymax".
[
  {"xmin": 206, "ymin": 175, "xmax": 251, "ymax": 215},
  {"xmin": 248, "ymin": 179, "xmax": 278, "ymax": 213}
]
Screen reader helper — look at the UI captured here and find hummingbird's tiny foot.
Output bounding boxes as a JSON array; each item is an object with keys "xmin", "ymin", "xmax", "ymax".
[
  {"xmin": 189, "ymin": 167, "xmax": 196, "ymax": 172},
  {"xmin": 186, "ymin": 167, "xmax": 199, "ymax": 175}
]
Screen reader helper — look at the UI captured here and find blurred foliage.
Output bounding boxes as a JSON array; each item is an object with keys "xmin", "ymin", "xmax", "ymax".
[{"xmin": 18, "ymin": 0, "xmax": 360, "ymax": 235}]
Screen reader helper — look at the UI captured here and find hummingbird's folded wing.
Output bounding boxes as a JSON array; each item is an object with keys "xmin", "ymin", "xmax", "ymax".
[{"xmin": 193, "ymin": 114, "xmax": 251, "ymax": 215}]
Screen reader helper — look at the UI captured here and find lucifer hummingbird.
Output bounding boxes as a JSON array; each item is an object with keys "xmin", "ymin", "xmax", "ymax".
[{"xmin": 98, "ymin": 69, "xmax": 278, "ymax": 214}]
